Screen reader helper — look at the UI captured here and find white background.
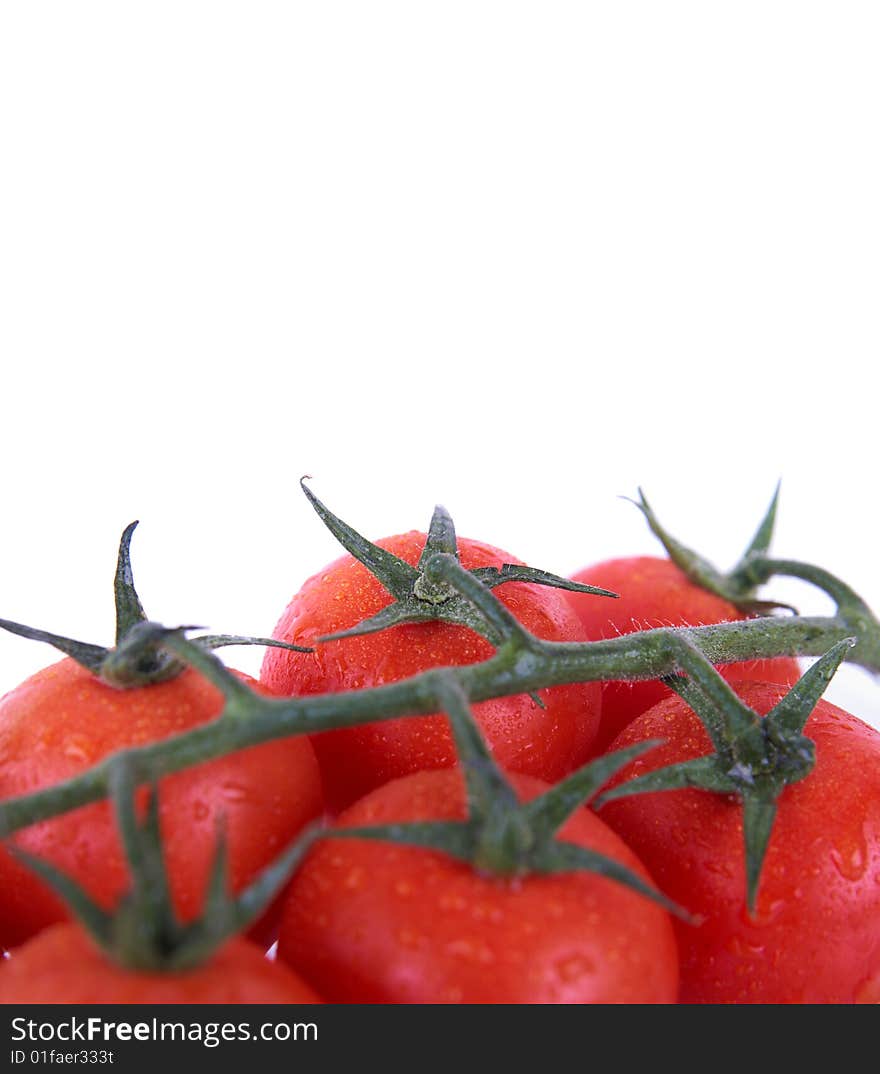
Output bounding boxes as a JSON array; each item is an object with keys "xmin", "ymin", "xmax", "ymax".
[{"xmin": 0, "ymin": 3, "xmax": 877, "ymax": 727}]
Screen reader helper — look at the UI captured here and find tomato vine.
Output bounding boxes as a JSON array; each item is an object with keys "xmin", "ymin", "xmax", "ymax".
[{"xmin": 1, "ymin": 483, "xmax": 878, "ymax": 916}]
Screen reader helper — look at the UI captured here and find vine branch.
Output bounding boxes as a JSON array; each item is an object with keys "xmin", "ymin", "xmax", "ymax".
[{"xmin": 0, "ymin": 605, "xmax": 867, "ymax": 840}]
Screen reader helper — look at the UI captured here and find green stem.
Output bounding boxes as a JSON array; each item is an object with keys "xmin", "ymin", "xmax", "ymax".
[
  {"xmin": 746, "ymin": 557, "xmax": 866, "ymax": 608},
  {"xmin": 0, "ymin": 611, "xmax": 864, "ymax": 839}
]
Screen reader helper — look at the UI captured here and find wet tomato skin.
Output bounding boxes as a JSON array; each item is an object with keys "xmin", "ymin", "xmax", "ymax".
[
  {"xmin": 276, "ymin": 768, "xmax": 679, "ymax": 1004},
  {"xmin": 262, "ymin": 532, "xmax": 602, "ymax": 813},
  {"xmin": 0, "ymin": 925, "xmax": 322, "ymax": 1003},
  {"xmin": 599, "ymin": 681, "xmax": 880, "ymax": 1003},
  {"xmin": 566, "ymin": 556, "xmax": 801, "ymax": 751},
  {"xmin": 0, "ymin": 659, "xmax": 323, "ymax": 949}
]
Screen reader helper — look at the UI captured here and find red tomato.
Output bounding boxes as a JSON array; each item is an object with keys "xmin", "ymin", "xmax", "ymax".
[
  {"xmin": 276, "ymin": 768, "xmax": 679, "ymax": 1003},
  {"xmin": 0, "ymin": 924, "xmax": 321, "ymax": 1003},
  {"xmin": 566, "ymin": 556, "xmax": 801, "ymax": 750},
  {"xmin": 262, "ymin": 532, "xmax": 602, "ymax": 813},
  {"xmin": 0, "ymin": 659, "xmax": 323, "ymax": 949},
  {"xmin": 599, "ymin": 681, "xmax": 880, "ymax": 1003}
]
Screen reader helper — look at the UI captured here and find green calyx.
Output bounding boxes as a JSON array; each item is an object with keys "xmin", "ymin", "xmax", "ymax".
[
  {"xmin": 0, "ymin": 481, "xmax": 876, "ymax": 942},
  {"xmin": 595, "ymin": 638, "xmax": 855, "ymax": 914},
  {"xmin": 633, "ymin": 484, "xmax": 880, "ymax": 668},
  {"xmin": 10, "ymin": 756, "xmax": 320, "ymax": 973},
  {"xmin": 631, "ymin": 483, "xmax": 794, "ymax": 614},
  {"xmin": 0, "ymin": 520, "xmax": 311, "ymax": 690},
  {"xmin": 322, "ymin": 671, "xmax": 688, "ymax": 920},
  {"xmin": 301, "ymin": 479, "xmax": 618, "ymax": 649}
]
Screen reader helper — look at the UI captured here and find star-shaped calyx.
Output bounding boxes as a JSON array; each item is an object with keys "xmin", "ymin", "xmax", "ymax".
[
  {"xmin": 11, "ymin": 757, "xmax": 320, "ymax": 971},
  {"xmin": 0, "ymin": 521, "xmax": 310, "ymax": 689},
  {"xmin": 319, "ymin": 670, "xmax": 687, "ymax": 918},
  {"xmin": 628, "ymin": 482, "xmax": 799, "ymax": 615},
  {"xmin": 301, "ymin": 479, "xmax": 618, "ymax": 652},
  {"xmin": 595, "ymin": 638, "xmax": 855, "ymax": 912},
  {"xmin": 632, "ymin": 482, "xmax": 880, "ymax": 679}
]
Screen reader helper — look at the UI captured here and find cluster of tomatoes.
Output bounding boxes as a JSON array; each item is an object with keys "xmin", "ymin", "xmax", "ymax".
[{"xmin": 0, "ymin": 517, "xmax": 878, "ymax": 1004}]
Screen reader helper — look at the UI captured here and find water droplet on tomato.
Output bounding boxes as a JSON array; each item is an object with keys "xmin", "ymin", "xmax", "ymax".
[
  {"xmin": 704, "ymin": 859, "xmax": 735, "ymax": 879},
  {"xmin": 554, "ymin": 954, "xmax": 595, "ymax": 983},
  {"xmin": 725, "ymin": 934, "xmax": 766, "ymax": 959},
  {"xmin": 743, "ymin": 897, "xmax": 786, "ymax": 927},
  {"xmin": 63, "ymin": 735, "xmax": 93, "ymax": 764},
  {"xmin": 220, "ymin": 781, "xmax": 252, "ymax": 804},
  {"xmin": 830, "ymin": 830, "xmax": 868, "ymax": 882},
  {"xmin": 344, "ymin": 867, "xmax": 365, "ymax": 890}
]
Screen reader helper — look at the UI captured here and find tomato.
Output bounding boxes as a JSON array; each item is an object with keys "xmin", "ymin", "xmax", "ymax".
[
  {"xmin": 598, "ymin": 681, "xmax": 880, "ymax": 1003},
  {"xmin": 0, "ymin": 924, "xmax": 321, "ymax": 1003},
  {"xmin": 566, "ymin": 556, "xmax": 801, "ymax": 750},
  {"xmin": 276, "ymin": 767, "xmax": 679, "ymax": 1003},
  {"xmin": 0, "ymin": 659, "xmax": 323, "ymax": 949},
  {"xmin": 262, "ymin": 532, "xmax": 602, "ymax": 813}
]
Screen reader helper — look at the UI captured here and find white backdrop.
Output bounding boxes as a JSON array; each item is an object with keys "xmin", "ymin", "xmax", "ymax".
[{"xmin": 1, "ymin": 3, "xmax": 877, "ymax": 728}]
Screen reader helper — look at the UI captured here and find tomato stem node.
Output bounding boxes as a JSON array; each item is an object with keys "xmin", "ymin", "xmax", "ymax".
[
  {"xmin": 0, "ymin": 523, "xmax": 313, "ymax": 690},
  {"xmin": 302, "ymin": 479, "xmax": 616, "ymax": 648},
  {"xmin": 596, "ymin": 639, "xmax": 854, "ymax": 912}
]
